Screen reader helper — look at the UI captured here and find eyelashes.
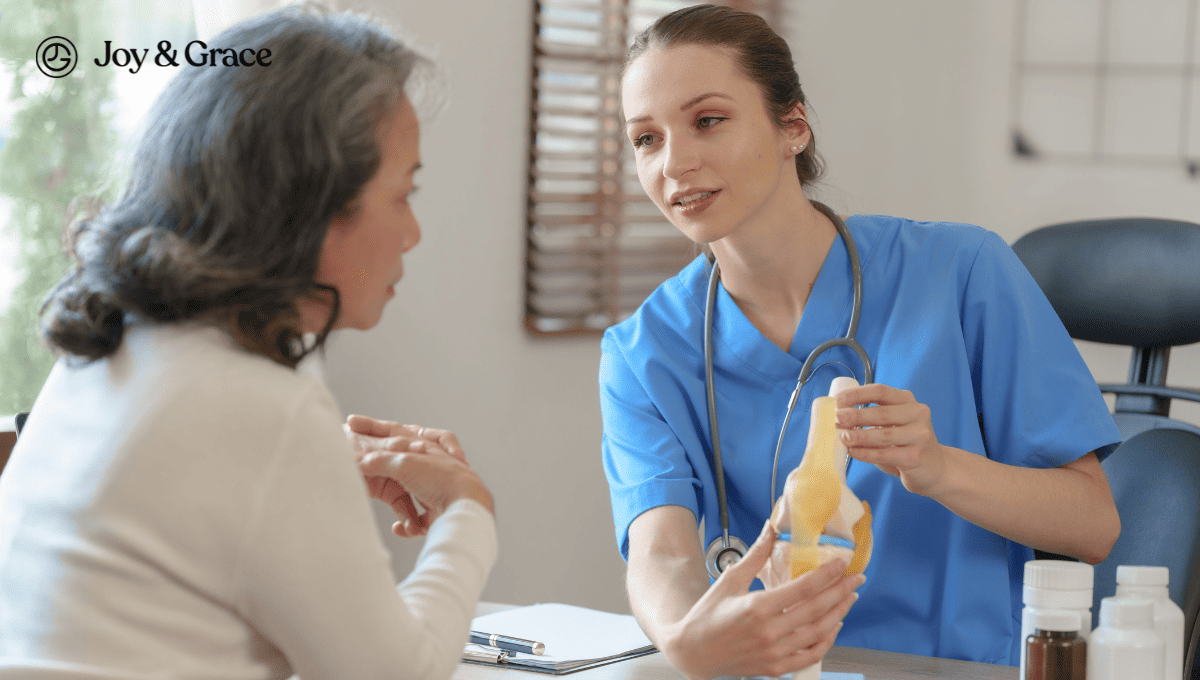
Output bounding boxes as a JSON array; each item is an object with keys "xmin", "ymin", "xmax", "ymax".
[
  {"xmin": 629, "ymin": 115, "xmax": 728, "ymax": 149},
  {"xmin": 632, "ymin": 133, "xmax": 656, "ymax": 148}
]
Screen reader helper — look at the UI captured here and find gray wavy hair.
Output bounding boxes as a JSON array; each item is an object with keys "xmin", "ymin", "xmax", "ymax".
[{"xmin": 41, "ymin": 6, "xmax": 433, "ymax": 366}]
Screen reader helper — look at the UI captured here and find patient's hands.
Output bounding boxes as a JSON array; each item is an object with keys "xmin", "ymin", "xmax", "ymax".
[{"xmin": 345, "ymin": 415, "xmax": 494, "ymax": 537}]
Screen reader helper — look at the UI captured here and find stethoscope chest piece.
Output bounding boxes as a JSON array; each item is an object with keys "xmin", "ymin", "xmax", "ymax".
[{"xmin": 704, "ymin": 535, "xmax": 749, "ymax": 580}]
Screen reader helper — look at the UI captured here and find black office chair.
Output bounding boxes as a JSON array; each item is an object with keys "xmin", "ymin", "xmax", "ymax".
[
  {"xmin": 1095, "ymin": 428, "xmax": 1200, "ymax": 680},
  {"xmin": 1012, "ymin": 218, "xmax": 1200, "ymax": 440},
  {"xmin": 1013, "ymin": 217, "xmax": 1200, "ymax": 680}
]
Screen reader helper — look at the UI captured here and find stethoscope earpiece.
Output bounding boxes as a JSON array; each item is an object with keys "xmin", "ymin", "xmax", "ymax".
[{"xmin": 704, "ymin": 534, "xmax": 749, "ymax": 580}]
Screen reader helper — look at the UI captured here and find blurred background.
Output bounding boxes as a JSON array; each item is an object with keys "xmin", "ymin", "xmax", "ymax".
[{"xmin": 2, "ymin": 0, "xmax": 1197, "ymax": 614}]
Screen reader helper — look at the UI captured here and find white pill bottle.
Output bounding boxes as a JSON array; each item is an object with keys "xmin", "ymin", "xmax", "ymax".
[
  {"xmin": 1113, "ymin": 565, "xmax": 1184, "ymax": 680},
  {"xmin": 1087, "ymin": 597, "xmax": 1164, "ymax": 680}
]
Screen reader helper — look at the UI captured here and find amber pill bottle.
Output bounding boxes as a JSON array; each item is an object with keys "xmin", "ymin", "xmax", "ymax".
[{"xmin": 1026, "ymin": 610, "xmax": 1087, "ymax": 680}]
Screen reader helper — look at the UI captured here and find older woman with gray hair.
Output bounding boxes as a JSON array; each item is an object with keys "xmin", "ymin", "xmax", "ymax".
[{"xmin": 0, "ymin": 7, "xmax": 494, "ymax": 679}]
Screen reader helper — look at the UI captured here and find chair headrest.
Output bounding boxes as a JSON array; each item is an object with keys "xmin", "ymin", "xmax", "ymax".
[{"xmin": 1012, "ymin": 218, "xmax": 1200, "ymax": 347}]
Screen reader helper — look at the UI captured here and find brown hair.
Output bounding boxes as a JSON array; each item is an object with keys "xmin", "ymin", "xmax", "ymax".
[{"xmin": 623, "ymin": 4, "xmax": 825, "ymax": 187}]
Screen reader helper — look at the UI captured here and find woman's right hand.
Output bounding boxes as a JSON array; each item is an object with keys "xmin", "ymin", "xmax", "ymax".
[
  {"xmin": 353, "ymin": 424, "xmax": 494, "ymax": 537},
  {"xmin": 647, "ymin": 518, "xmax": 863, "ymax": 680}
]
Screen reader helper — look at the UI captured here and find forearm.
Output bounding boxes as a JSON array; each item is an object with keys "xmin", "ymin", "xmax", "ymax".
[
  {"xmin": 626, "ymin": 548, "xmax": 709, "ymax": 650},
  {"xmin": 624, "ymin": 505, "xmax": 712, "ymax": 657},
  {"xmin": 397, "ymin": 499, "xmax": 499, "ymax": 679},
  {"xmin": 929, "ymin": 448, "xmax": 1119, "ymax": 563}
]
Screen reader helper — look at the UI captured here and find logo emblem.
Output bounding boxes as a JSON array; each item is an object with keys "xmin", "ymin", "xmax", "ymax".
[{"xmin": 36, "ymin": 36, "xmax": 77, "ymax": 78}]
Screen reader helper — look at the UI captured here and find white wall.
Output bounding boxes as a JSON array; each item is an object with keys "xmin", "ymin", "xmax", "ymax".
[
  {"xmin": 325, "ymin": 0, "xmax": 631, "ymax": 612},
  {"xmin": 323, "ymin": 0, "xmax": 1200, "ymax": 614},
  {"xmin": 789, "ymin": 0, "xmax": 1200, "ymax": 422}
]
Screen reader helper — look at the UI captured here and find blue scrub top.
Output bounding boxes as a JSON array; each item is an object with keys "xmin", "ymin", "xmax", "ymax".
[{"xmin": 598, "ymin": 215, "xmax": 1120, "ymax": 665}]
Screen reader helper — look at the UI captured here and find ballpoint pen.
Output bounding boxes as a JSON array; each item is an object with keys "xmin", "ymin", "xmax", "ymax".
[
  {"xmin": 462, "ymin": 648, "xmax": 510, "ymax": 664},
  {"xmin": 470, "ymin": 630, "xmax": 546, "ymax": 656}
]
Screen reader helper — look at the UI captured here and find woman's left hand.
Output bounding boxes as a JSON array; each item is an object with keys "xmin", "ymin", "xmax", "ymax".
[
  {"xmin": 344, "ymin": 415, "xmax": 468, "ymax": 464},
  {"xmin": 343, "ymin": 414, "xmax": 470, "ymax": 537},
  {"xmin": 834, "ymin": 383, "xmax": 948, "ymax": 497}
]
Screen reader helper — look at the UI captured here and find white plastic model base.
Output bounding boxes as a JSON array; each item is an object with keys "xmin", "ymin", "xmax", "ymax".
[
  {"xmin": 791, "ymin": 660, "xmax": 821, "ymax": 680},
  {"xmin": 740, "ymin": 661, "xmax": 821, "ymax": 680}
]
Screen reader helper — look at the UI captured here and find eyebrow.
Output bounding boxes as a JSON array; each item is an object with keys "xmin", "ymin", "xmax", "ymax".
[{"xmin": 625, "ymin": 92, "xmax": 733, "ymax": 126}]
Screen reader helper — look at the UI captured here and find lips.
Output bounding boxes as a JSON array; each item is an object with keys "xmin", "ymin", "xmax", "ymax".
[
  {"xmin": 670, "ymin": 188, "xmax": 719, "ymax": 216},
  {"xmin": 670, "ymin": 188, "xmax": 720, "ymax": 206}
]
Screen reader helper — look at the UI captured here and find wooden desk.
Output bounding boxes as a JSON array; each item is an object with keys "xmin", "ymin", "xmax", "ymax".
[
  {"xmin": 0, "ymin": 429, "xmax": 16, "ymax": 476},
  {"xmin": 454, "ymin": 604, "xmax": 1017, "ymax": 680}
]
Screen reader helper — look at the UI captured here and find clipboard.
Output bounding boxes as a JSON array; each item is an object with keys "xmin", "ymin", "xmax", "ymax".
[{"xmin": 461, "ymin": 603, "xmax": 656, "ymax": 675}]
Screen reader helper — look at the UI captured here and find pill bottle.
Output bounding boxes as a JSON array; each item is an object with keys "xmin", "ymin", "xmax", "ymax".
[
  {"xmin": 1025, "ymin": 609, "xmax": 1086, "ymax": 680},
  {"xmin": 1087, "ymin": 597, "xmax": 1164, "ymax": 680},
  {"xmin": 1114, "ymin": 565, "xmax": 1184, "ymax": 680},
  {"xmin": 1020, "ymin": 560, "xmax": 1094, "ymax": 679}
]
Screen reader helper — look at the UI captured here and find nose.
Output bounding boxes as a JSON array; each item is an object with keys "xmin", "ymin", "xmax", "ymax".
[
  {"xmin": 403, "ymin": 217, "xmax": 421, "ymax": 253},
  {"xmin": 661, "ymin": 133, "xmax": 700, "ymax": 180}
]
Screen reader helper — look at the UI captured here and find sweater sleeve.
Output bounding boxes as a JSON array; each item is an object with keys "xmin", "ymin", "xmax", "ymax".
[{"xmin": 235, "ymin": 382, "xmax": 498, "ymax": 680}]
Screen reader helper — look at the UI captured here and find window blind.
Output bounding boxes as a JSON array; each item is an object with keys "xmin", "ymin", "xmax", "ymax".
[{"xmin": 524, "ymin": 0, "xmax": 782, "ymax": 335}]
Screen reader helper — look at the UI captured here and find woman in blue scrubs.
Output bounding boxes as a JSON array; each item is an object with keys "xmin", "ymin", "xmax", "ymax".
[{"xmin": 599, "ymin": 5, "xmax": 1122, "ymax": 678}]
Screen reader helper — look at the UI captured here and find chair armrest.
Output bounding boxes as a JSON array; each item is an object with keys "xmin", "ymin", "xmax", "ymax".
[{"xmin": 1099, "ymin": 384, "xmax": 1200, "ymax": 404}]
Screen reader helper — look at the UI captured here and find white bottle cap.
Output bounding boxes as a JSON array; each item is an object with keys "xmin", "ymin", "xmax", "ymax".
[
  {"xmin": 1024, "ymin": 560, "xmax": 1094, "ymax": 591},
  {"xmin": 1023, "ymin": 587, "xmax": 1093, "ymax": 609},
  {"xmin": 1099, "ymin": 597, "xmax": 1154, "ymax": 629},
  {"xmin": 829, "ymin": 376, "xmax": 860, "ymax": 398},
  {"xmin": 1032, "ymin": 610, "xmax": 1081, "ymax": 633},
  {"xmin": 1116, "ymin": 565, "xmax": 1169, "ymax": 587}
]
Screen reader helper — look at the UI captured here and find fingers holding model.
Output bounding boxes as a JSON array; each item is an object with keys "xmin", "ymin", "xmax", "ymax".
[
  {"xmin": 834, "ymin": 382, "xmax": 949, "ymax": 497},
  {"xmin": 664, "ymin": 521, "xmax": 863, "ymax": 680}
]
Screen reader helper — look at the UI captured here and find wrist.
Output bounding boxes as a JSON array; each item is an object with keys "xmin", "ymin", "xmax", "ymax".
[
  {"xmin": 919, "ymin": 444, "xmax": 968, "ymax": 501},
  {"xmin": 463, "ymin": 483, "xmax": 494, "ymax": 515},
  {"xmin": 658, "ymin": 618, "xmax": 713, "ymax": 680}
]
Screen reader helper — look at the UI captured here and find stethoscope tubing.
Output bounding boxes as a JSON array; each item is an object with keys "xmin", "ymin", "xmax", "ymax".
[
  {"xmin": 703, "ymin": 202, "xmax": 873, "ymax": 576},
  {"xmin": 703, "ymin": 247, "xmax": 732, "ymax": 552}
]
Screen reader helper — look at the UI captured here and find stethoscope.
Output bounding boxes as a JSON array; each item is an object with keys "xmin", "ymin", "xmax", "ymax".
[{"xmin": 702, "ymin": 201, "xmax": 875, "ymax": 580}]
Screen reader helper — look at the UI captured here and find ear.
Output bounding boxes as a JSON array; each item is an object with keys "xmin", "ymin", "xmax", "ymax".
[{"xmin": 780, "ymin": 102, "xmax": 811, "ymax": 149}]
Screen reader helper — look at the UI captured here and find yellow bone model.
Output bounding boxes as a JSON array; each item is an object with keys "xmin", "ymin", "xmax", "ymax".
[{"xmin": 759, "ymin": 379, "xmax": 873, "ymax": 588}]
